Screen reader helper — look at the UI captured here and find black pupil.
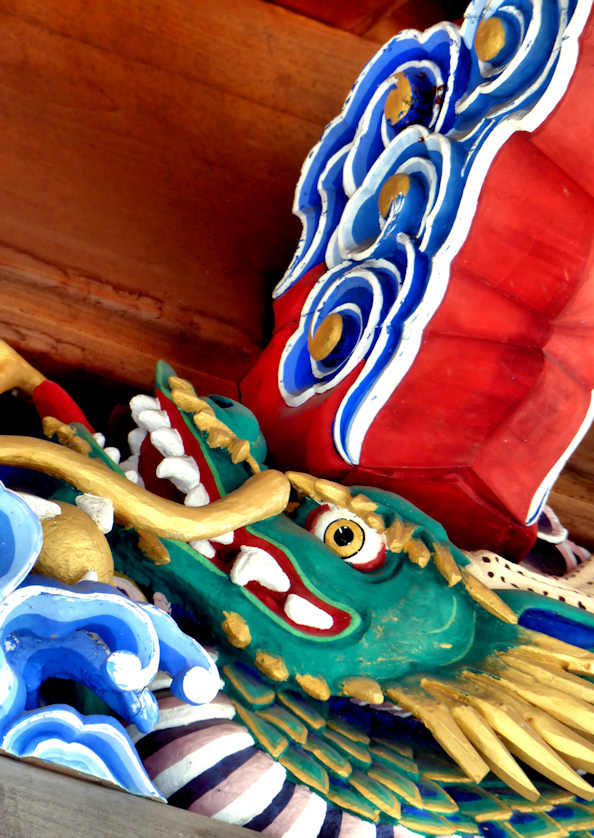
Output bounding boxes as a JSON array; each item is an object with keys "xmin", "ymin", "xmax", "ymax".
[{"xmin": 334, "ymin": 525, "xmax": 354, "ymax": 547}]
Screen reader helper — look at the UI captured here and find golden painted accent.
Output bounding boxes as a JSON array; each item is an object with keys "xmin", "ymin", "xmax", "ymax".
[
  {"xmin": 349, "ymin": 493, "xmax": 378, "ymax": 516},
  {"xmin": 515, "ymin": 631, "xmax": 594, "ymax": 676},
  {"xmin": 0, "ymin": 339, "xmax": 46, "ymax": 396},
  {"xmin": 434, "ymin": 674, "xmax": 594, "ymax": 799},
  {"xmin": 37, "ymin": 501, "xmax": 114, "ymax": 585},
  {"xmin": 461, "ymin": 568, "xmax": 518, "ymax": 624},
  {"xmin": 378, "ymin": 173, "xmax": 410, "ymax": 218},
  {"xmin": 168, "ymin": 376, "xmax": 196, "ymax": 396},
  {"xmin": 501, "ymin": 651, "xmax": 594, "ymax": 704},
  {"xmin": 448, "ymin": 700, "xmax": 539, "ymax": 801},
  {"xmin": 314, "ymin": 478, "xmax": 352, "ymax": 507},
  {"xmin": 192, "ymin": 410, "xmax": 260, "ymax": 474},
  {"xmin": 43, "ymin": 418, "xmax": 91, "ymax": 455},
  {"xmin": 222, "ymin": 611, "xmax": 251, "ymax": 648},
  {"xmin": 170, "ymin": 389, "xmax": 214, "ymax": 416},
  {"xmin": 255, "ymin": 650, "xmax": 289, "ymax": 682},
  {"xmin": 432, "ymin": 543, "xmax": 462, "ymax": 587},
  {"xmin": 474, "ymin": 17, "xmax": 506, "ymax": 62},
  {"xmin": 137, "ymin": 529, "xmax": 170, "ymax": 565},
  {"xmin": 385, "ymin": 517, "xmax": 417, "ymax": 552},
  {"xmin": 327, "ymin": 716, "xmax": 370, "ymax": 745},
  {"xmin": 308, "ymin": 313, "xmax": 343, "ymax": 362},
  {"xmin": 286, "ymin": 472, "xmax": 386, "ymax": 535},
  {"xmin": 364, "ymin": 512, "xmax": 384, "ymax": 531},
  {"xmin": 231, "ymin": 701, "xmax": 288, "ymax": 758},
  {"xmin": 384, "ymin": 73, "xmax": 413, "ymax": 125},
  {"xmin": 0, "ymin": 436, "xmax": 290, "ymax": 542},
  {"xmin": 385, "ymin": 684, "xmax": 489, "ymax": 784},
  {"xmin": 349, "ymin": 769, "xmax": 401, "ymax": 819},
  {"xmin": 296, "ymin": 672, "xmax": 331, "ymax": 701},
  {"xmin": 279, "ymin": 751, "xmax": 330, "ymax": 795},
  {"xmin": 486, "ymin": 665, "xmax": 594, "ymax": 738},
  {"xmin": 341, "ymin": 676, "xmax": 384, "ymax": 704},
  {"xmin": 406, "ymin": 538, "xmax": 432, "ymax": 568}
]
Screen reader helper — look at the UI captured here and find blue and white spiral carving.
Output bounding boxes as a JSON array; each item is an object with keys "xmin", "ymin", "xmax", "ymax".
[
  {"xmin": 276, "ymin": 0, "xmax": 590, "ymax": 481},
  {"xmin": 0, "ymin": 481, "xmax": 221, "ymax": 798}
]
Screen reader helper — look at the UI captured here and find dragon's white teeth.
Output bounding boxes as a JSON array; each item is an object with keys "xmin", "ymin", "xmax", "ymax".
[
  {"xmin": 284, "ymin": 594, "xmax": 333, "ymax": 630},
  {"xmin": 124, "ymin": 470, "xmax": 144, "ymax": 487},
  {"xmin": 150, "ymin": 427, "xmax": 184, "ymax": 458},
  {"xmin": 120, "ymin": 454, "xmax": 139, "ymax": 473},
  {"xmin": 104, "ymin": 446, "xmax": 121, "ymax": 464},
  {"xmin": 130, "ymin": 394, "xmax": 160, "ymax": 419},
  {"xmin": 157, "ymin": 456, "xmax": 201, "ymax": 492},
  {"xmin": 184, "ymin": 484, "xmax": 210, "ymax": 507},
  {"xmin": 230, "ymin": 546, "xmax": 290, "ymax": 592},
  {"xmin": 212, "ymin": 530, "xmax": 234, "ymax": 545},
  {"xmin": 75, "ymin": 493, "xmax": 114, "ymax": 534},
  {"xmin": 92, "ymin": 432, "xmax": 106, "ymax": 448},
  {"xmin": 136, "ymin": 409, "xmax": 171, "ymax": 432},
  {"xmin": 128, "ymin": 428, "xmax": 147, "ymax": 455},
  {"xmin": 13, "ymin": 491, "xmax": 61, "ymax": 520},
  {"xmin": 189, "ymin": 539, "xmax": 216, "ymax": 559}
]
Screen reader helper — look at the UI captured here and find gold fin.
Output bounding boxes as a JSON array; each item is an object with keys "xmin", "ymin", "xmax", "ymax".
[
  {"xmin": 296, "ymin": 672, "xmax": 331, "ymax": 701},
  {"xmin": 461, "ymin": 569, "xmax": 518, "ymax": 624},
  {"xmin": 491, "ymin": 665, "xmax": 594, "ymax": 737},
  {"xmin": 456, "ymin": 674, "xmax": 594, "ymax": 799},
  {"xmin": 350, "ymin": 493, "xmax": 379, "ymax": 515},
  {"xmin": 406, "ymin": 539, "xmax": 432, "ymax": 568},
  {"xmin": 222, "ymin": 611, "xmax": 251, "ymax": 648},
  {"xmin": 501, "ymin": 651, "xmax": 594, "ymax": 704},
  {"xmin": 314, "ymin": 478, "xmax": 352, "ymax": 507},
  {"xmin": 432, "ymin": 543, "xmax": 462, "ymax": 587},
  {"xmin": 286, "ymin": 471, "xmax": 317, "ymax": 498},
  {"xmin": 384, "ymin": 684, "xmax": 489, "ymax": 783},
  {"xmin": 423, "ymin": 678, "xmax": 539, "ymax": 801},
  {"xmin": 514, "ymin": 631, "xmax": 594, "ymax": 676},
  {"xmin": 137, "ymin": 529, "xmax": 170, "ymax": 565},
  {"xmin": 255, "ymin": 651, "xmax": 288, "ymax": 682},
  {"xmin": 385, "ymin": 518, "xmax": 417, "ymax": 552},
  {"xmin": 364, "ymin": 512, "xmax": 385, "ymax": 530},
  {"xmin": 341, "ymin": 676, "xmax": 384, "ymax": 704}
]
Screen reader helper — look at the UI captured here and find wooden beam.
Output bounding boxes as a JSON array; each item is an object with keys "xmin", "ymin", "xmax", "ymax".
[
  {"xmin": 0, "ymin": 0, "xmax": 377, "ymax": 393},
  {"xmin": 0, "ymin": 753, "xmax": 255, "ymax": 837}
]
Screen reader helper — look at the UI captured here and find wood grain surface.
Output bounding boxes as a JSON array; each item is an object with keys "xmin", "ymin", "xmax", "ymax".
[
  {"xmin": 0, "ymin": 0, "xmax": 377, "ymax": 393},
  {"xmin": 0, "ymin": 753, "xmax": 256, "ymax": 837}
]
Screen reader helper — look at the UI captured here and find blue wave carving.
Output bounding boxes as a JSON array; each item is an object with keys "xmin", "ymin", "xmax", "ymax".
[{"xmin": 0, "ymin": 482, "xmax": 221, "ymax": 797}]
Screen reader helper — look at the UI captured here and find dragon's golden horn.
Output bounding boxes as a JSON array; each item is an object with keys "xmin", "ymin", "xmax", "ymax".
[{"xmin": 0, "ymin": 436, "xmax": 290, "ymax": 541}]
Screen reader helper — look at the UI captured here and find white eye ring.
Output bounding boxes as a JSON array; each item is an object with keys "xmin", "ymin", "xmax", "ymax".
[{"xmin": 307, "ymin": 504, "xmax": 386, "ymax": 571}]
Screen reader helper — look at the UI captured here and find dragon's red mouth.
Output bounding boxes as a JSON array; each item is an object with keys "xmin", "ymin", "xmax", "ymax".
[{"xmin": 126, "ymin": 388, "xmax": 351, "ymax": 637}]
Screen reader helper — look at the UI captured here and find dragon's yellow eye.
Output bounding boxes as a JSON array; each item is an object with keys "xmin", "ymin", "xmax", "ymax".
[
  {"xmin": 324, "ymin": 519, "xmax": 365, "ymax": 558},
  {"xmin": 307, "ymin": 504, "xmax": 387, "ymax": 571}
]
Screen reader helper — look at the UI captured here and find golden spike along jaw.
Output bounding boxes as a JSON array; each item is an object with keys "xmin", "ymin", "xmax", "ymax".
[{"xmin": 341, "ymin": 676, "xmax": 384, "ymax": 705}]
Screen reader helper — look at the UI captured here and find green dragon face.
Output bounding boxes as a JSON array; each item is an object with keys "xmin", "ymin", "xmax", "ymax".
[{"xmin": 92, "ymin": 362, "xmax": 523, "ymax": 705}]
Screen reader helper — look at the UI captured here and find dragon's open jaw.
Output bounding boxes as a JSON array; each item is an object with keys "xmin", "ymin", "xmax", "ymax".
[{"xmin": 130, "ymin": 374, "xmax": 354, "ymax": 639}]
